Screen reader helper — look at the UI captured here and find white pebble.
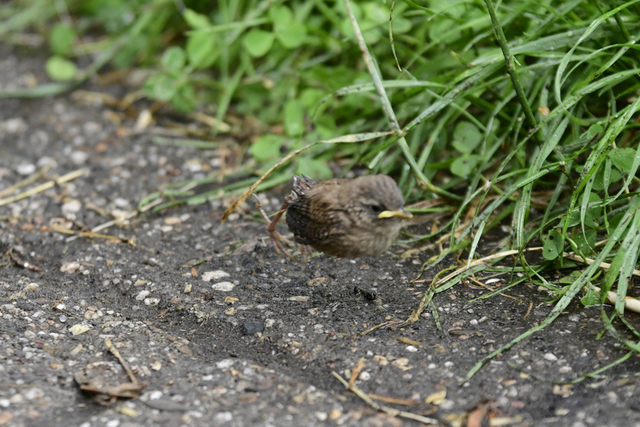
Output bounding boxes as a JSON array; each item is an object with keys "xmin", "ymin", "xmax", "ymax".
[
  {"xmin": 60, "ymin": 262, "xmax": 81, "ymax": 273},
  {"xmin": 136, "ymin": 290, "xmax": 150, "ymax": 300},
  {"xmin": 69, "ymin": 324, "xmax": 91, "ymax": 335},
  {"xmin": 4, "ymin": 117, "xmax": 27, "ymax": 133},
  {"xmin": 144, "ymin": 298, "xmax": 160, "ymax": 306},
  {"xmin": 202, "ymin": 270, "xmax": 230, "ymax": 282},
  {"xmin": 211, "ymin": 282, "xmax": 235, "ymax": 291},
  {"xmin": 439, "ymin": 399, "xmax": 455, "ymax": 410},
  {"xmin": 216, "ymin": 359, "xmax": 235, "ymax": 369},
  {"xmin": 544, "ymin": 353, "xmax": 558, "ymax": 362},
  {"xmin": 62, "ymin": 199, "xmax": 82, "ymax": 215},
  {"xmin": 16, "ymin": 163, "xmax": 36, "ymax": 175},
  {"xmin": 147, "ymin": 390, "xmax": 163, "ymax": 400},
  {"xmin": 114, "ymin": 198, "xmax": 130, "ymax": 208},
  {"xmin": 70, "ymin": 151, "xmax": 89, "ymax": 165},
  {"xmin": 24, "ymin": 388, "xmax": 44, "ymax": 400},
  {"xmin": 214, "ymin": 412, "xmax": 232, "ymax": 423}
]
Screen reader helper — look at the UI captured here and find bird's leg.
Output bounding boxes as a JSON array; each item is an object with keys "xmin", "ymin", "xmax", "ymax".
[{"xmin": 253, "ymin": 195, "xmax": 295, "ymax": 261}]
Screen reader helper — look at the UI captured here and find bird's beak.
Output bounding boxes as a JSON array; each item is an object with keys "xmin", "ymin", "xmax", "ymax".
[{"xmin": 378, "ymin": 208, "xmax": 413, "ymax": 219}]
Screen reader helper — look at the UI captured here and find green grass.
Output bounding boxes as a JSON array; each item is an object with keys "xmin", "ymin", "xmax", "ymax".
[{"xmin": 3, "ymin": 0, "xmax": 640, "ymax": 380}]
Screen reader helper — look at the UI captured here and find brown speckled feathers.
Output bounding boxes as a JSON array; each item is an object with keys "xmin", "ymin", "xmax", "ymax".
[{"xmin": 283, "ymin": 175, "xmax": 410, "ymax": 258}]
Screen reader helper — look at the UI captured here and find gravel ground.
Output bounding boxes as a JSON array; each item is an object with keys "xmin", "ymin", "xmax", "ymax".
[{"xmin": 1, "ymin": 43, "xmax": 640, "ymax": 427}]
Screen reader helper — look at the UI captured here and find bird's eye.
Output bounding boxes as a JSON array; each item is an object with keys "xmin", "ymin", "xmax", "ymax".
[{"xmin": 369, "ymin": 204, "xmax": 384, "ymax": 214}]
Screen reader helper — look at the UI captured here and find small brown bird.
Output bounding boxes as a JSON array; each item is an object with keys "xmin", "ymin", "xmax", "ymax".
[{"xmin": 258, "ymin": 174, "xmax": 412, "ymax": 259}]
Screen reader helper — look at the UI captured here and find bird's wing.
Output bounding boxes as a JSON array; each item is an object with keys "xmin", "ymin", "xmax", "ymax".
[{"xmin": 286, "ymin": 184, "xmax": 347, "ymax": 246}]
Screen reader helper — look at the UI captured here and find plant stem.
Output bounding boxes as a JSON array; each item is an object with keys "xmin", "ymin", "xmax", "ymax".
[{"xmin": 484, "ymin": 0, "xmax": 541, "ymax": 142}]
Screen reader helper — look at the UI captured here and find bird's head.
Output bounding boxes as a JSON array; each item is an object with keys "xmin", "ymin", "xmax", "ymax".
[{"xmin": 345, "ymin": 175, "xmax": 412, "ymax": 230}]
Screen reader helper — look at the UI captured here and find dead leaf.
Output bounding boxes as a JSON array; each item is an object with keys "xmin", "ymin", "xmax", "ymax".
[
  {"xmin": 177, "ymin": 345, "xmax": 193, "ymax": 357},
  {"xmin": 425, "ymin": 389, "xmax": 446, "ymax": 405}
]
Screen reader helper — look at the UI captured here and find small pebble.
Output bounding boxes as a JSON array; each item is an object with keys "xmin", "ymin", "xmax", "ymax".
[
  {"xmin": 147, "ymin": 390, "xmax": 163, "ymax": 400},
  {"xmin": 24, "ymin": 388, "xmax": 43, "ymax": 400},
  {"xmin": 242, "ymin": 320, "xmax": 265, "ymax": 335},
  {"xmin": 136, "ymin": 290, "xmax": 150, "ymax": 300},
  {"xmin": 216, "ymin": 359, "xmax": 234, "ymax": 369},
  {"xmin": 211, "ymin": 282, "xmax": 235, "ymax": 291},
  {"xmin": 61, "ymin": 199, "xmax": 82, "ymax": 214},
  {"xmin": 113, "ymin": 198, "xmax": 130, "ymax": 208},
  {"xmin": 69, "ymin": 324, "xmax": 90, "ymax": 335},
  {"xmin": 202, "ymin": 271, "xmax": 230, "ymax": 282},
  {"xmin": 16, "ymin": 163, "xmax": 36, "ymax": 175},
  {"xmin": 70, "ymin": 151, "xmax": 89, "ymax": 165},
  {"xmin": 4, "ymin": 117, "xmax": 27, "ymax": 133},
  {"xmin": 213, "ymin": 412, "xmax": 232, "ymax": 423}
]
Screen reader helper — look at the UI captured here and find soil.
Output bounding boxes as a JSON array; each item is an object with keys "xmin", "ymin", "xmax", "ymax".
[{"xmin": 1, "ymin": 43, "xmax": 640, "ymax": 427}]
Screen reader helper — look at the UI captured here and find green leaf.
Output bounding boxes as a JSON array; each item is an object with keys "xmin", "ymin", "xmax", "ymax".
[
  {"xmin": 296, "ymin": 157, "xmax": 333, "ymax": 180},
  {"xmin": 580, "ymin": 286, "xmax": 599, "ymax": 306},
  {"xmin": 362, "ymin": 24, "xmax": 382, "ymax": 45},
  {"xmin": 586, "ymin": 124, "xmax": 603, "ymax": 139},
  {"xmin": 450, "ymin": 154, "xmax": 480, "ymax": 177},
  {"xmin": 392, "ymin": 17, "xmax": 413, "ymax": 34},
  {"xmin": 543, "ymin": 229, "xmax": 564, "ymax": 260},
  {"xmin": 144, "ymin": 74, "xmax": 178, "ymax": 102},
  {"xmin": 609, "ymin": 212, "xmax": 625, "ymax": 231},
  {"xmin": 559, "ymin": 270, "xmax": 582, "ymax": 284},
  {"xmin": 429, "ymin": 18, "xmax": 462, "ymax": 44},
  {"xmin": 574, "ymin": 229, "xmax": 597, "ymax": 255},
  {"xmin": 183, "ymin": 9, "xmax": 211, "ymax": 29},
  {"xmin": 45, "ymin": 56, "xmax": 78, "ymax": 81},
  {"xmin": 592, "ymin": 160, "xmax": 622, "ymax": 191},
  {"xmin": 276, "ymin": 22, "xmax": 307, "ymax": 49},
  {"xmin": 269, "ymin": 5, "xmax": 293, "ymax": 31},
  {"xmin": 186, "ymin": 30, "xmax": 217, "ymax": 69},
  {"xmin": 362, "ymin": 2, "xmax": 389, "ymax": 24},
  {"xmin": 49, "ymin": 23, "xmax": 76, "ymax": 56},
  {"xmin": 161, "ymin": 47, "xmax": 186, "ymax": 75},
  {"xmin": 299, "ymin": 88, "xmax": 326, "ymax": 109},
  {"xmin": 452, "ymin": 121, "xmax": 482, "ymax": 153},
  {"xmin": 249, "ymin": 134, "xmax": 286, "ymax": 162},
  {"xmin": 567, "ymin": 209, "xmax": 599, "ymax": 228},
  {"xmin": 609, "ymin": 147, "xmax": 636, "ymax": 172},
  {"xmin": 284, "ymin": 99, "xmax": 305, "ymax": 137},
  {"xmin": 242, "ymin": 29, "xmax": 275, "ymax": 58},
  {"xmin": 171, "ymin": 84, "xmax": 196, "ymax": 114}
]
